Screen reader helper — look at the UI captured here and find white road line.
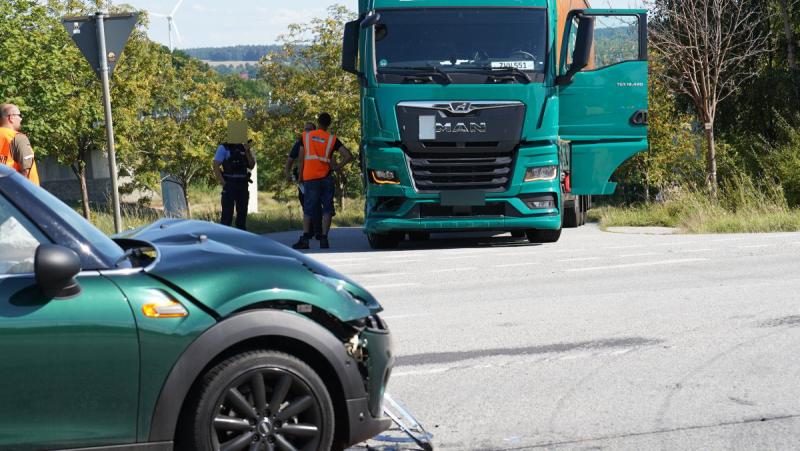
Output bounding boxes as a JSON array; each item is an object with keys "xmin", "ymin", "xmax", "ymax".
[
  {"xmin": 619, "ymin": 252, "xmax": 659, "ymax": 258},
  {"xmin": 439, "ymin": 255, "xmax": 480, "ymax": 260},
  {"xmin": 379, "ymin": 259, "xmax": 420, "ymax": 264},
  {"xmin": 364, "ymin": 282, "xmax": 421, "ymax": 289},
  {"xmin": 606, "ymin": 245, "xmax": 645, "ymax": 250},
  {"xmin": 496, "ymin": 262, "xmax": 539, "ymax": 268},
  {"xmin": 738, "ymin": 244, "xmax": 770, "ymax": 249},
  {"xmin": 353, "ymin": 272, "xmax": 411, "ymax": 278},
  {"xmin": 381, "ymin": 313, "xmax": 433, "ymax": 320},
  {"xmin": 712, "ymin": 237, "xmax": 751, "ymax": 242},
  {"xmin": 318, "ymin": 257, "xmax": 369, "ymax": 263},
  {"xmin": 674, "ymin": 248, "xmax": 713, "ymax": 253},
  {"xmin": 566, "ymin": 258, "xmax": 708, "ymax": 272},
  {"xmin": 558, "ymin": 257, "xmax": 601, "ymax": 263},
  {"xmin": 427, "ymin": 267, "xmax": 477, "ymax": 273}
]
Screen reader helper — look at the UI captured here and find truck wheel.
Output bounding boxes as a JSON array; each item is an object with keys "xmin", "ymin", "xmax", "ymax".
[
  {"xmin": 408, "ymin": 232, "xmax": 430, "ymax": 241},
  {"xmin": 526, "ymin": 228, "xmax": 562, "ymax": 243},
  {"xmin": 185, "ymin": 350, "xmax": 334, "ymax": 451},
  {"xmin": 368, "ymin": 232, "xmax": 401, "ymax": 249},
  {"xmin": 562, "ymin": 200, "xmax": 579, "ymax": 228}
]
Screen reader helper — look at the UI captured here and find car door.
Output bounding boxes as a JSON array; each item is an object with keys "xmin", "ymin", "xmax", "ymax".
[
  {"xmin": 0, "ymin": 193, "xmax": 139, "ymax": 449},
  {"xmin": 558, "ymin": 9, "xmax": 649, "ymax": 195}
]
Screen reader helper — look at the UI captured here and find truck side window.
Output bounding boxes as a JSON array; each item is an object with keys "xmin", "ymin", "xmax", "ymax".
[{"xmin": 566, "ymin": 14, "xmax": 640, "ymax": 72}]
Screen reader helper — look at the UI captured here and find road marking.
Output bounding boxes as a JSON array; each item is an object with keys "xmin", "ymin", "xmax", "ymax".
[
  {"xmin": 566, "ymin": 258, "xmax": 708, "ymax": 272},
  {"xmin": 619, "ymin": 252, "xmax": 659, "ymax": 258},
  {"xmin": 427, "ymin": 267, "xmax": 477, "ymax": 273},
  {"xmin": 674, "ymin": 248, "xmax": 713, "ymax": 253},
  {"xmin": 439, "ymin": 255, "xmax": 480, "ymax": 260},
  {"xmin": 354, "ymin": 272, "xmax": 411, "ymax": 278},
  {"xmin": 712, "ymin": 237, "xmax": 751, "ymax": 242},
  {"xmin": 381, "ymin": 313, "xmax": 433, "ymax": 320},
  {"xmin": 364, "ymin": 282, "xmax": 421, "ymax": 289},
  {"xmin": 318, "ymin": 257, "xmax": 369, "ymax": 263},
  {"xmin": 379, "ymin": 259, "xmax": 420, "ymax": 264},
  {"xmin": 558, "ymin": 257, "xmax": 601, "ymax": 262},
  {"xmin": 606, "ymin": 245, "xmax": 645, "ymax": 250},
  {"xmin": 738, "ymin": 244, "xmax": 770, "ymax": 249},
  {"xmin": 496, "ymin": 262, "xmax": 539, "ymax": 268}
]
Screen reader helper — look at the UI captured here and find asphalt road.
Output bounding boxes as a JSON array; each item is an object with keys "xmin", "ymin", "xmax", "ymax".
[{"xmin": 268, "ymin": 225, "xmax": 800, "ymax": 450}]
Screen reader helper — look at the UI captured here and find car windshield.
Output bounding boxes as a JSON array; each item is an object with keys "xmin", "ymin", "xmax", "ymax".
[
  {"xmin": 22, "ymin": 179, "xmax": 125, "ymax": 263},
  {"xmin": 374, "ymin": 8, "xmax": 547, "ymax": 74}
]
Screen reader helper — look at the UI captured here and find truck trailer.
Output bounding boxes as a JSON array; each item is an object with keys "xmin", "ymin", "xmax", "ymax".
[{"xmin": 342, "ymin": 0, "xmax": 648, "ymax": 248}]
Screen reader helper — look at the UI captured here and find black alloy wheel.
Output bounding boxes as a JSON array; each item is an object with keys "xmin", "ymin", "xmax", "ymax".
[{"xmin": 187, "ymin": 351, "xmax": 334, "ymax": 451}]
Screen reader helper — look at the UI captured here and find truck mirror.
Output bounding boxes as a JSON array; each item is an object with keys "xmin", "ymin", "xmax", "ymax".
[
  {"xmin": 342, "ymin": 19, "xmax": 360, "ymax": 75},
  {"xmin": 557, "ymin": 15, "xmax": 595, "ymax": 85}
]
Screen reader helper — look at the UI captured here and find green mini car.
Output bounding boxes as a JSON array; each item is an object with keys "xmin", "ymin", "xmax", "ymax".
[{"xmin": 0, "ymin": 165, "xmax": 394, "ymax": 451}]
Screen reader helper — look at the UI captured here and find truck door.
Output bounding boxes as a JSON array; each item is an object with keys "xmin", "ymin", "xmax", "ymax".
[{"xmin": 558, "ymin": 10, "xmax": 648, "ymax": 195}]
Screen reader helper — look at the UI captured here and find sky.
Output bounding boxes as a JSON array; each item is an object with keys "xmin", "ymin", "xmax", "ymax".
[{"xmin": 117, "ymin": 0, "xmax": 646, "ymax": 49}]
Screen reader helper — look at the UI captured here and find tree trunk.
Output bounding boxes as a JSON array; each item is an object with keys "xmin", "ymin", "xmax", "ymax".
[
  {"xmin": 72, "ymin": 162, "xmax": 91, "ymax": 220},
  {"xmin": 704, "ymin": 124, "xmax": 718, "ymax": 199},
  {"xmin": 778, "ymin": 0, "xmax": 797, "ymax": 71}
]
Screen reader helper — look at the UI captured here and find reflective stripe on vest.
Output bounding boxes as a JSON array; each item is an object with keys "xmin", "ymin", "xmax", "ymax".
[
  {"xmin": 302, "ymin": 130, "xmax": 337, "ymax": 181},
  {"xmin": 0, "ymin": 128, "xmax": 39, "ymax": 186}
]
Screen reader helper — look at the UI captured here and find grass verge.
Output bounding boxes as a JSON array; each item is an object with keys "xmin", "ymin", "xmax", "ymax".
[{"xmin": 588, "ymin": 177, "xmax": 800, "ymax": 233}]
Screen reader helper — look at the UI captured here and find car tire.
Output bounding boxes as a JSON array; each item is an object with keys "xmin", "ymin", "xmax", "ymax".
[
  {"xmin": 368, "ymin": 232, "xmax": 401, "ymax": 249},
  {"xmin": 526, "ymin": 228, "xmax": 562, "ymax": 243},
  {"xmin": 184, "ymin": 350, "xmax": 334, "ymax": 451}
]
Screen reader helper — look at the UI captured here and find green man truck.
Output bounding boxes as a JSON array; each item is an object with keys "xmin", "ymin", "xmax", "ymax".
[{"xmin": 342, "ymin": 0, "xmax": 648, "ymax": 248}]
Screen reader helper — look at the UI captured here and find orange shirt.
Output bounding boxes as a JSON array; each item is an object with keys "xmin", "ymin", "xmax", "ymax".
[
  {"xmin": 302, "ymin": 129, "xmax": 338, "ymax": 181},
  {"xmin": 0, "ymin": 127, "xmax": 39, "ymax": 185}
]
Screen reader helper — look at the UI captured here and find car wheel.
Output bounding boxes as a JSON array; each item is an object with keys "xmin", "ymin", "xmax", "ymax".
[
  {"xmin": 186, "ymin": 350, "xmax": 334, "ymax": 451},
  {"xmin": 368, "ymin": 232, "xmax": 401, "ymax": 249},
  {"xmin": 526, "ymin": 228, "xmax": 562, "ymax": 243}
]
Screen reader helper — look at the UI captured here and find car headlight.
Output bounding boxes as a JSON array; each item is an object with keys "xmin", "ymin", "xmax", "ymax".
[
  {"xmin": 315, "ymin": 274, "xmax": 363, "ymax": 305},
  {"xmin": 524, "ymin": 165, "xmax": 558, "ymax": 182}
]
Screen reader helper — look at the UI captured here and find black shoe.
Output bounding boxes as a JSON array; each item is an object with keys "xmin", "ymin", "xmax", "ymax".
[
  {"xmin": 319, "ymin": 236, "xmax": 329, "ymax": 249},
  {"xmin": 314, "ymin": 234, "xmax": 323, "ymax": 240},
  {"xmin": 292, "ymin": 237, "xmax": 309, "ymax": 250}
]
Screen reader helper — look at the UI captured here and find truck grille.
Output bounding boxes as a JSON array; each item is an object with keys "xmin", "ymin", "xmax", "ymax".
[{"xmin": 407, "ymin": 149, "xmax": 515, "ymax": 192}]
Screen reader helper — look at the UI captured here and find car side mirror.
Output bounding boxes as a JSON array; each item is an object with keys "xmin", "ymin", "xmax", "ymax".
[
  {"xmin": 557, "ymin": 16, "xmax": 595, "ymax": 86},
  {"xmin": 35, "ymin": 244, "xmax": 82, "ymax": 299}
]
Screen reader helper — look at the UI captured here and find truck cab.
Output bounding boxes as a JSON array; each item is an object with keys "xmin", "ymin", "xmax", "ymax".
[{"xmin": 342, "ymin": 0, "xmax": 648, "ymax": 248}]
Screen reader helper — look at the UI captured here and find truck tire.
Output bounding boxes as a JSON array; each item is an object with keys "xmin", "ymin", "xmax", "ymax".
[
  {"xmin": 562, "ymin": 199, "xmax": 579, "ymax": 228},
  {"xmin": 183, "ymin": 350, "xmax": 335, "ymax": 451},
  {"xmin": 526, "ymin": 228, "xmax": 562, "ymax": 243},
  {"xmin": 368, "ymin": 232, "xmax": 401, "ymax": 249}
]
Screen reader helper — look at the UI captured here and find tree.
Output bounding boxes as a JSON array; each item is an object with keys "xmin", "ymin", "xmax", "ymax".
[
  {"xmin": 650, "ymin": 0, "xmax": 771, "ymax": 197},
  {"xmin": 257, "ymin": 5, "xmax": 360, "ymax": 204}
]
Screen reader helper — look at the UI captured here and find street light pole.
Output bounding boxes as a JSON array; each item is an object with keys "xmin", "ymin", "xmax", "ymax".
[{"xmin": 95, "ymin": 11, "xmax": 123, "ymax": 233}]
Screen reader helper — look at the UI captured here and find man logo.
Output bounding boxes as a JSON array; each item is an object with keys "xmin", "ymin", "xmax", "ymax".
[
  {"xmin": 449, "ymin": 102, "xmax": 472, "ymax": 113},
  {"xmin": 435, "ymin": 122, "xmax": 487, "ymax": 133}
]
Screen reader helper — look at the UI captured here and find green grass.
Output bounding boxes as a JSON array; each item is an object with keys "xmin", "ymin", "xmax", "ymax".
[
  {"xmin": 588, "ymin": 177, "xmax": 800, "ymax": 234},
  {"xmin": 88, "ymin": 187, "xmax": 364, "ymax": 235}
]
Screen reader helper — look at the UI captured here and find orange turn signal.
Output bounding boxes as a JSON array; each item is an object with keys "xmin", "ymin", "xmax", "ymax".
[{"xmin": 142, "ymin": 300, "xmax": 188, "ymax": 318}]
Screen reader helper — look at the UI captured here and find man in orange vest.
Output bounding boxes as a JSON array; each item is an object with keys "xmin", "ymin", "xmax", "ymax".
[
  {"xmin": 292, "ymin": 112, "xmax": 353, "ymax": 249},
  {"xmin": 0, "ymin": 104, "xmax": 39, "ymax": 185}
]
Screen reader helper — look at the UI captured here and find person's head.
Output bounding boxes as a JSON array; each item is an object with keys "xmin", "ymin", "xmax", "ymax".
[
  {"xmin": 0, "ymin": 103, "xmax": 23, "ymax": 131},
  {"xmin": 303, "ymin": 121, "xmax": 316, "ymax": 132},
  {"xmin": 317, "ymin": 112, "xmax": 332, "ymax": 130}
]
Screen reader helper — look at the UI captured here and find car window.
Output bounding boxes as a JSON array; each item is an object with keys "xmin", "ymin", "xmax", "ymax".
[{"xmin": 0, "ymin": 195, "xmax": 50, "ymax": 274}]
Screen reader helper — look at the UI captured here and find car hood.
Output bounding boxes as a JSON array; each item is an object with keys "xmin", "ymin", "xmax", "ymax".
[{"xmin": 115, "ymin": 219, "xmax": 380, "ymax": 321}]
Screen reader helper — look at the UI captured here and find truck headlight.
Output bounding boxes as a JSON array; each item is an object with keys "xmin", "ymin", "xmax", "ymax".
[
  {"xmin": 524, "ymin": 165, "xmax": 558, "ymax": 182},
  {"xmin": 370, "ymin": 169, "xmax": 400, "ymax": 184}
]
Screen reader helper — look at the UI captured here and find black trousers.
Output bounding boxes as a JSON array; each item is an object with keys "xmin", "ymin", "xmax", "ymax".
[{"xmin": 221, "ymin": 180, "xmax": 249, "ymax": 230}]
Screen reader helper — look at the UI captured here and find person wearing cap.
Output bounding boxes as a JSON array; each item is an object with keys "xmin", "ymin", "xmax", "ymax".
[
  {"xmin": 0, "ymin": 104, "xmax": 39, "ymax": 185},
  {"xmin": 292, "ymin": 112, "xmax": 353, "ymax": 249}
]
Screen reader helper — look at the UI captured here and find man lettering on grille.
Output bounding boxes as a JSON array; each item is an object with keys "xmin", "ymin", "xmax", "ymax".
[
  {"xmin": 292, "ymin": 113, "xmax": 353, "ymax": 249},
  {"xmin": 213, "ymin": 127, "xmax": 255, "ymax": 230},
  {"xmin": 0, "ymin": 104, "xmax": 39, "ymax": 185}
]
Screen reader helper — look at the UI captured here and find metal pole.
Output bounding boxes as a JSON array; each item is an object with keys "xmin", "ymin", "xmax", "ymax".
[{"xmin": 95, "ymin": 11, "xmax": 123, "ymax": 233}]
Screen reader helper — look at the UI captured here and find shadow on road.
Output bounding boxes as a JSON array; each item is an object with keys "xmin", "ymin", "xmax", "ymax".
[{"xmin": 265, "ymin": 227, "xmax": 544, "ymax": 254}]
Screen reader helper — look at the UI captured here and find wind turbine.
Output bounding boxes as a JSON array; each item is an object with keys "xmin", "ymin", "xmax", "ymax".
[{"xmin": 151, "ymin": 0, "xmax": 186, "ymax": 52}]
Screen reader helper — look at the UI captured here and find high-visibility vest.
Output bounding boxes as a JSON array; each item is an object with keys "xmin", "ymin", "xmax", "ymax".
[
  {"xmin": 302, "ymin": 129, "xmax": 337, "ymax": 181},
  {"xmin": 0, "ymin": 127, "xmax": 39, "ymax": 186}
]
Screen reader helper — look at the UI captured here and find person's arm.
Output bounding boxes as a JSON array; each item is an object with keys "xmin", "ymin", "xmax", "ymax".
[
  {"xmin": 297, "ymin": 145, "xmax": 305, "ymax": 183},
  {"xmin": 284, "ymin": 157, "xmax": 296, "ymax": 182},
  {"xmin": 213, "ymin": 145, "xmax": 227, "ymax": 184},
  {"xmin": 331, "ymin": 142, "xmax": 354, "ymax": 172},
  {"xmin": 212, "ymin": 161, "xmax": 225, "ymax": 185},
  {"xmin": 244, "ymin": 141, "xmax": 256, "ymax": 169},
  {"xmin": 11, "ymin": 134, "xmax": 34, "ymax": 178}
]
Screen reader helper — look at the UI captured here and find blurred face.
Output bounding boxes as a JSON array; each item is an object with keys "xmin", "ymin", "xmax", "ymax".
[{"xmin": 3, "ymin": 108, "xmax": 23, "ymax": 131}]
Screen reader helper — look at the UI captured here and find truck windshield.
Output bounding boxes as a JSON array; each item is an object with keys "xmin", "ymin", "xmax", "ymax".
[{"xmin": 374, "ymin": 8, "xmax": 547, "ymax": 83}]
